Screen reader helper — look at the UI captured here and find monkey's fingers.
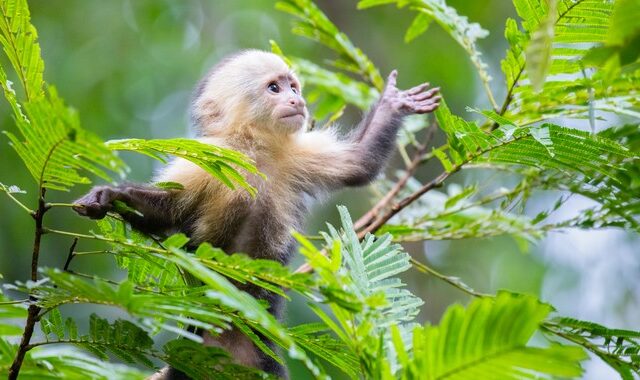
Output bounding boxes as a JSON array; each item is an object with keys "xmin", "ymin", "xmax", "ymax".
[
  {"xmin": 407, "ymin": 82, "xmax": 430, "ymax": 95},
  {"xmin": 411, "ymin": 87, "xmax": 440, "ymax": 102},
  {"xmin": 413, "ymin": 97, "xmax": 441, "ymax": 114},
  {"xmin": 73, "ymin": 201, "xmax": 110, "ymax": 219},
  {"xmin": 385, "ymin": 70, "xmax": 398, "ymax": 89},
  {"xmin": 73, "ymin": 187, "xmax": 117, "ymax": 219}
]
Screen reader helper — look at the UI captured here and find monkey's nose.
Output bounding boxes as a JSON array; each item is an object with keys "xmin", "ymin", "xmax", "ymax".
[{"xmin": 288, "ymin": 98, "xmax": 298, "ymax": 106}]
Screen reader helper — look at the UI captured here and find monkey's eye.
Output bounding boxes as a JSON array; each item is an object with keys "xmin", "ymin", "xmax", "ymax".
[
  {"xmin": 267, "ymin": 82, "xmax": 280, "ymax": 93},
  {"xmin": 291, "ymin": 85, "xmax": 298, "ymax": 94}
]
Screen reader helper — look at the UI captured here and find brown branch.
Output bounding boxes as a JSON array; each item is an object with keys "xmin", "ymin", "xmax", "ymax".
[
  {"xmin": 8, "ymin": 189, "xmax": 48, "ymax": 380},
  {"xmin": 354, "ymin": 123, "xmax": 437, "ymax": 231},
  {"xmin": 358, "ymin": 170, "xmax": 455, "ymax": 239}
]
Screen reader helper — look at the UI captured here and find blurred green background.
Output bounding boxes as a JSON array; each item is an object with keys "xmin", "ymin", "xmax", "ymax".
[{"xmin": 0, "ymin": 1, "xmax": 637, "ymax": 378}]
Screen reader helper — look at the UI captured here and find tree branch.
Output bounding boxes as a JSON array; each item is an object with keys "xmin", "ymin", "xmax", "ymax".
[
  {"xmin": 8, "ymin": 188, "xmax": 47, "ymax": 380},
  {"xmin": 354, "ymin": 127, "xmax": 434, "ymax": 231}
]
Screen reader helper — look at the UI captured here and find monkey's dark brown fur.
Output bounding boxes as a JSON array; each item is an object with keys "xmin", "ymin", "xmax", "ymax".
[{"xmin": 74, "ymin": 50, "xmax": 440, "ymax": 379}]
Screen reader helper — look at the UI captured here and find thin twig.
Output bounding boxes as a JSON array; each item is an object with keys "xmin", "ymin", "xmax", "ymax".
[{"xmin": 63, "ymin": 238, "xmax": 78, "ymax": 271}]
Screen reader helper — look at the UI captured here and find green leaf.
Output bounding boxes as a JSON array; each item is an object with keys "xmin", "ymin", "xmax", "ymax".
[
  {"xmin": 608, "ymin": 0, "xmax": 640, "ymax": 46},
  {"xmin": 525, "ymin": 0, "xmax": 557, "ymax": 91},
  {"xmin": 152, "ymin": 181, "xmax": 185, "ymax": 190},
  {"xmin": 290, "ymin": 323, "xmax": 360, "ymax": 379},
  {"xmin": 0, "ymin": 337, "xmax": 147, "ymax": 379},
  {"xmin": 0, "ymin": 0, "xmax": 44, "ymax": 100},
  {"xmin": 276, "ymin": 0, "xmax": 384, "ymax": 90},
  {"xmin": 29, "ymin": 269, "xmax": 231, "ymax": 340},
  {"xmin": 320, "ymin": 206, "xmax": 423, "ymax": 369},
  {"xmin": 404, "ymin": 12, "xmax": 432, "ymax": 43},
  {"xmin": 162, "ymin": 339, "xmax": 272, "ymax": 380},
  {"xmin": 0, "ymin": 79, "xmax": 127, "ymax": 191},
  {"xmin": 0, "ymin": 0, "xmax": 127, "ymax": 192},
  {"xmin": 106, "ymin": 138, "xmax": 262, "ymax": 196},
  {"xmin": 195, "ymin": 243, "xmax": 316, "ymax": 299},
  {"xmin": 437, "ymin": 102, "xmax": 635, "ymax": 186},
  {"xmin": 544, "ymin": 317, "xmax": 640, "ymax": 378},
  {"xmin": 502, "ymin": 0, "xmax": 638, "ymax": 124},
  {"xmin": 363, "ymin": 0, "xmax": 491, "ymax": 96},
  {"xmin": 402, "ymin": 293, "xmax": 588, "ymax": 379}
]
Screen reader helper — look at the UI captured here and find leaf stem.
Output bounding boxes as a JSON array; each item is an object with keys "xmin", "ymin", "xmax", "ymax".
[
  {"xmin": 44, "ymin": 228, "xmax": 165, "ymax": 254},
  {"xmin": 410, "ymin": 258, "xmax": 491, "ymax": 298},
  {"xmin": 1, "ymin": 191, "xmax": 34, "ymax": 215},
  {"xmin": 0, "ymin": 299, "xmax": 29, "ymax": 305},
  {"xmin": 46, "ymin": 202, "xmax": 80, "ymax": 208}
]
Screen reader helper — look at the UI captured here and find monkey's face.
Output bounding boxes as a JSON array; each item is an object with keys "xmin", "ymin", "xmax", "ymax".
[{"xmin": 263, "ymin": 73, "xmax": 308, "ymax": 134}]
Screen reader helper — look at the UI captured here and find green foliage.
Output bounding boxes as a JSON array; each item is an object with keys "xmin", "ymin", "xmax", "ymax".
[
  {"xmin": 288, "ymin": 323, "xmax": 360, "ymax": 379},
  {"xmin": 40, "ymin": 310, "xmax": 155, "ymax": 367},
  {"xmin": 378, "ymin": 182, "xmax": 542, "ymax": 243},
  {"xmin": 0, "ymin": 338, "xmax": 148, "ymax": 380},
  {"xmin": 503, "ymin": 0, "xmax": 639, "ymax": 124},
  {"xmin": 0, "ymin": 291, "xmax": 26, "ymax": 336},
  {"xmin": 162, "ymin": 340, "xmax": 273, "ymax": 380},
  {"xmin": 358, "ymin": 0, "xmax": 494, "ymax": 106},
  {"xmin": 434, "ymin": 102, "xmax": 635, "ymax": 180},
  {"xmin": 0, "ymin": 0, "xmax": 639, "ymax": 379},
  {"xmin": 276, "ymin": 0, "xmax": 384, "ymax": 90},
  {"xmin": 296, "ymin": 206, "xmax": 423, "ymax": 377},
  {"xmin": 106, "ymin": 138, "xmax": 262, "ymax": 196},
  {"xmin": 0, "ymin": 71, "xmax": 127, "ymax": 191},
  {"xmin": 0, "ymin": 0, "xmax": 43, "ymax": 100},
  {"xmin": 544, "ymin": 317, "xmax": 640, "ymax": 379},
  {"xmin": 194, "ymin": 242, "xmax": 316, "ymax": 299},
  {"xmin": 524, "ymin": 0, "xmax": 557, "ymax": 91},
  {"xmin": 95, "ymin": 219, "xmax": 186, "ymax": 290},
  {"xmin": 0, "ymin": 0, "xmax": 126, "ymax": 191},
  {"xmin": 23, "ymin": 268, "xmax": 230, "ymax": 339},
  {"xmin": 397, "ymin": 293, "xmax": 588, "ymax": 379}
]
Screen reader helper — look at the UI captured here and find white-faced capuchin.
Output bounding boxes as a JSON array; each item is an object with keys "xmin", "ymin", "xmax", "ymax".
[{"xmin": 73, "ymin": 50, "xmax": 440, "ymax": 379}]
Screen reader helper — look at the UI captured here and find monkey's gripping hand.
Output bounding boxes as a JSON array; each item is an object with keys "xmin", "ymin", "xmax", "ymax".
[
  {"xmin": 73, "ymin": 185, "xmax": 176, "ymax": 233},
  {"xmin": 73, "ymin": 186, "xmax": 128, "ymax": 219},
  {"xmin": 380, "ymin": 70, "xmax": 440, "ymax": 116}
]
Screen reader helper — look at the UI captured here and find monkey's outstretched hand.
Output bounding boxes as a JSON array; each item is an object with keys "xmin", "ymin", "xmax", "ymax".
[{"xmin": 381, "ymin": 70, "xmax": 440, "ymax": 116}]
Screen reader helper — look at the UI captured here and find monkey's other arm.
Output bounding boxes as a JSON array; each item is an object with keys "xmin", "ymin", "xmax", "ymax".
[
  {"xmin": 344, "ymin": 70, "xmax": 440, "ymax": 186},
  {"xmin": 73, "ymin": 185, "xmax": 180, "ymax": 234}
]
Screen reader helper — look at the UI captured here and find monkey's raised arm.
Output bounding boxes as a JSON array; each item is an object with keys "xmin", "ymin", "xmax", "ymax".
[
  {"xmin": 307, "ymin": 71, "xmax": 439, "ymax": 188},
  {"xmin": 73, "ymin": 185, "xmax": 181, "ymax": 235}
]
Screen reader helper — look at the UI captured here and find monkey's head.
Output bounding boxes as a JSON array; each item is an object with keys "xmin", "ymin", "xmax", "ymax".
[{"xmin": 192, "ymin": 50, "xmax": 308, "ymax": 137}]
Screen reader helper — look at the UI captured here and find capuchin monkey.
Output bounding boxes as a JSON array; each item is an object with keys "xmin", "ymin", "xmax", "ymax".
[{"xmin": 73, "ymin": 50, "xmax": 440, "ymax": 379}]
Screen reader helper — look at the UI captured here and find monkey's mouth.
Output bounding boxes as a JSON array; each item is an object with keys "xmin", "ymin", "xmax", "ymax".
[{"xmin": 280, "ymin": 112, "xmax": 305, "ymax": 119}]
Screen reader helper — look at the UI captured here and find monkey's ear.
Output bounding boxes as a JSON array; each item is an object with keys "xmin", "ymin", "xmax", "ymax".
[{"xmin": 192, "ymin": 99, "xmax": 222, "ymax": 134}]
